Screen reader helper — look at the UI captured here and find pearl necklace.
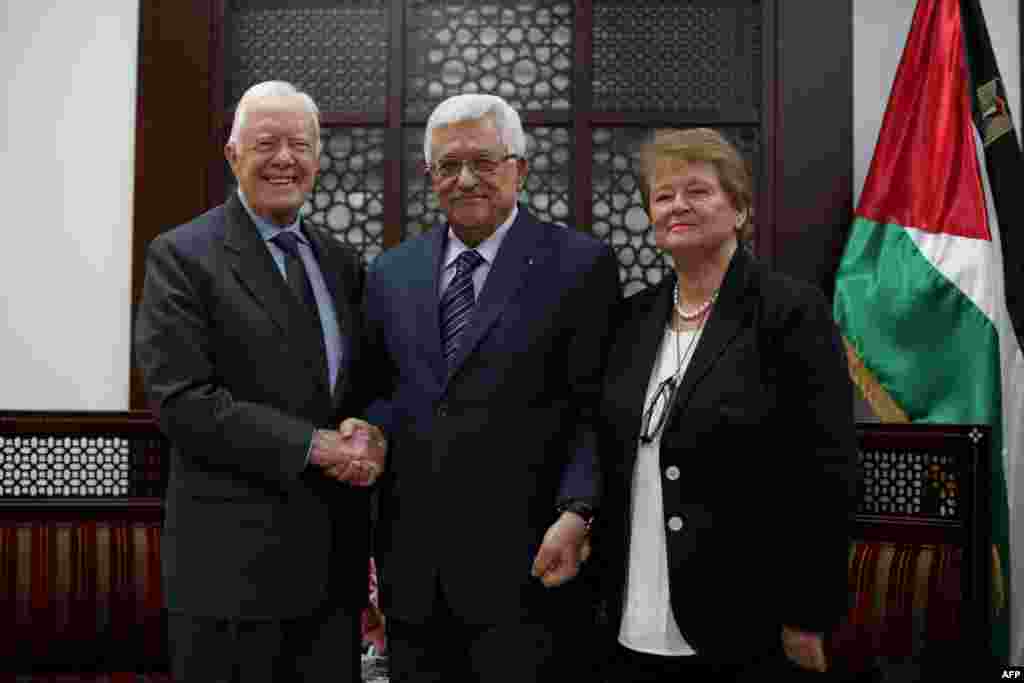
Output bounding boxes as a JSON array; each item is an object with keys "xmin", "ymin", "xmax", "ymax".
[{"xmin": 673, "ymin": 282, "xmax": 718, "ymax": 321}]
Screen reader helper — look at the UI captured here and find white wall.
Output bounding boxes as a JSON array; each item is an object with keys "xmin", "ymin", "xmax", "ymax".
[
  {"xmin": 854, "ymin": 0, "xmax": 1021, "ymax": 205},
  {"xmin": 0, "ymin": 1, "xmax": 139, "ymax": 410}
]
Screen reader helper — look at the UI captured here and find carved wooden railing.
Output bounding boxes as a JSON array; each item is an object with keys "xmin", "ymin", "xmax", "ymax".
[
  {"xmin": 0, "ymin": 411, "xmax": 168, "ymax": 673},
  {"xmin": 830, "ymin": 423, "xmax": 990, "ymax": 675},
  {"xmin": 0, "ymin": 413, "xmax": 992, "ymax": 676}
]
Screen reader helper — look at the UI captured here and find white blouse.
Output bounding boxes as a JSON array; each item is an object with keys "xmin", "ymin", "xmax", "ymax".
[{"xmin": 618, "ymin": 325, "xmax": 698, "ymax": 657}]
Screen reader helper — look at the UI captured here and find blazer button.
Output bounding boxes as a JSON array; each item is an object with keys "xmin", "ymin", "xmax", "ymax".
[
  {"xmin": 436, "ymin": 403, "xmax": 447, "ymax": 418},
  {"xmin": 667, "ymin": 515, "xmax": 685, "ymax": 532},
  {"xmin": 664, "ymin": 465, "xmax": 680, "ymax": 481}
]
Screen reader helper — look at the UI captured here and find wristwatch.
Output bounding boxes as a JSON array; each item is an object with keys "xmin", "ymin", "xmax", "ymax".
[{"xmin": 556, "ymin": 499, "xmax": 595, "ymax": 532}]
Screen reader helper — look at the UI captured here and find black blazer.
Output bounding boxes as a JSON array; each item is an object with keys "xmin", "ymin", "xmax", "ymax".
[
  {"xmin": 362, "ymin": 206, "xmax": 621, "ymax": 625},
  {"xmin": 134, "ymin": 195, "xmax": 370, "ymax": 619},
  {"xmin": 596, "ymin": 247, "xmax": 857, "ymax": 663}
]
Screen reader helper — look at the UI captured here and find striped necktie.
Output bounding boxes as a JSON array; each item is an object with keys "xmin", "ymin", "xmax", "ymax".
[{"xmin": 440, "ymin": 249, "xmax": 484, "ymax": 367}]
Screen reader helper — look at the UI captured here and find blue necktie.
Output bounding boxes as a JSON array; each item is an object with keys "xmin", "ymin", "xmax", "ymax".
[
  {"xmin": 440, "ymin": 249, "xmax": 485, "ymax": 367},
  {"xmin": 272, "ymin": 230, "xmax": 319, "ymax": 321}
]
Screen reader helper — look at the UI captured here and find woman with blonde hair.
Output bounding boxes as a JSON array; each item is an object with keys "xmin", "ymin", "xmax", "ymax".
[{"xmin": 594, "ymin": 128, "xmax": 857, "ymax": 680}]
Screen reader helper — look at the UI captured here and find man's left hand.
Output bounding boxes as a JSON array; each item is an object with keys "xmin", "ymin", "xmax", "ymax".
[
  {"xmin": 531, "ymin": 511, "xmax": 591, "ymax": 588},
  {"xmin": 781, "ymin": 625, "xmax": 826, "ymax": 672}
]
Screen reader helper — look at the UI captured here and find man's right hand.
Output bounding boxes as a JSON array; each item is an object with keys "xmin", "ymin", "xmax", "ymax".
[{"xmin": 309, "ymin": 422, "xmax": 386, "ymax": 487}]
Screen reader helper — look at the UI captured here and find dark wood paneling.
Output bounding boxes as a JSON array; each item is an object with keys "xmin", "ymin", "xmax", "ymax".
[
  {"xmin": 770, "ymin": 0, "xmax": 853, "ymax": 296},
  {"xmin": 582, "ymin": 112, "xmax": 758, "ymax": 126},
  {"xmin": 208, "ymin": 0, "xmax": 229, "ymax": 207},
  {"xmin": 385, "ymin": 0, "xmax": 406, "ymax": 250},
  {"xmin": 758, "ymin": 0, "xmax": 777, "ymax": 265},
  {"xmin": 0, "ymin": 500, "xmax": 164, "ymax": 516},
  {"xmin": 572, "ymin": 0, "xmax": 594, "ymax": 234},
  {"xmin": 0, "ymin": 409, "xmax": 157, "ymax": 434},
  {"xmin": 131, "ymin": 1, "xmax": 216, "ymax": 409}
]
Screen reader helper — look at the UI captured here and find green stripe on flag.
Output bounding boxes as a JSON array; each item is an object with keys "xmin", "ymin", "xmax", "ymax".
[{"xmin": 835, "ymin": 217, "xmax": 1000, "ymax": 425}]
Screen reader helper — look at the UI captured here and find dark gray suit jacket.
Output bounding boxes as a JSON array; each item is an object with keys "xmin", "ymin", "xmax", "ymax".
[{"xmin": 135, "ymin": 194, "xmax": 369, "ymax": 619}]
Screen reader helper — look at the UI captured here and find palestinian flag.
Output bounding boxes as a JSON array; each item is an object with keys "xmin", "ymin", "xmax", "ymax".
[{"xmin": 833, "ymin": 0, "xmax": 1024, "ymax": 661}]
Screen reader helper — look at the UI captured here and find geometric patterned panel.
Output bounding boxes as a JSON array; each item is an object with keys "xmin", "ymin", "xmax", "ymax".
[
  {"xmin": 404, "ymin": 126, "xmax": 572, "ymax": 239},
  {"xmin": 1, "ymin": 436, "xmax": 131, "ymax": 497},
  {"xmin": 0, "ymin": 430, "xmax": 166, "ymax": 499},
  {"xmin": 404, "ymin": 127, "xmax": 446, "ymax": 239},
  {"xmin": 592, "ymin": 126, "xmax": 760, "ymax": 297},
  {"xmin": 226, "ymin": 0, "xmax": 390, "ymax": 113},
  {"xmin": 859, "ymin": 449, "xmax": 962, "ymax": 520},
  {"xmin": 520, "ymin": 127, "xmax": 572, "ymax": 227},
  {"xmin": 406, "ymin": 0, "xmax": 574, "ymax": 119},
  {"xmin": 303, "ymin": 127, "xmax": 387, "ymax": 264},
  {"xmin": 592, "ymin": 127, "xmax": 668, "ymax": 297},
  {"xmin": 592, "ymin": 0, "xmax": 761, "ymax": 115}
]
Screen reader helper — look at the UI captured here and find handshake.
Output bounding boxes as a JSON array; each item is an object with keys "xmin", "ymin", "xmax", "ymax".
[{"xmin": 309, "ymin": 417, "xmax": 387, "ymax": 487}]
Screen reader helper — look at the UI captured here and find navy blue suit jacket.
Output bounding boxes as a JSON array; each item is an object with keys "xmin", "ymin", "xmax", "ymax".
[{"xmin": 362, "ymin": 206, "xmax": 621, "ymax": 624}]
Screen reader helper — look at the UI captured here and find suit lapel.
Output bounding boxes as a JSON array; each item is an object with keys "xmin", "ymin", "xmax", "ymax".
[
  {"xmin": 668, "ymin": 247, "xmax": 754, "ymax": 424},
  {"xmin": 414, "ymin": 224, "xmax": 448, "ymax": 386},
  {"xmin": 222, "ymin": 196, "xmax": 328, "ymax": 388},
  {"xmin": 614, "ymin": 278, "xmax": 676, "ymax": 461},
  {"xmin": 443, "ymin": 208, "xmax": 542, "ymax": 387}
]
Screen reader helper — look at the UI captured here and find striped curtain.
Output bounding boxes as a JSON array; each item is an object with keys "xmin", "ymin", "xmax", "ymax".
[
  {"xmin": 0, "ymin": 516, "xmax": 165, "ymax": 673},
  {"xmin": 830, "ymin": 540, "xmax": 962, "ymax": 670}
]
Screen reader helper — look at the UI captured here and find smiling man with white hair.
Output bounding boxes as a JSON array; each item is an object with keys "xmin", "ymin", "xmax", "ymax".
[
  {"xmin": 135, "ymin": 80, "xmax": 385, "ymax": 682},
  {"xmin": 362, "ymin": 93, "xmax": 621, "ymax": 682}
]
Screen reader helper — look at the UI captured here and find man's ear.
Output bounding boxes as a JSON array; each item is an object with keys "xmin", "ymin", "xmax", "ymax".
[{"xmin": 516, "ymin": 157, "xmax": 529, "ymax": 189}]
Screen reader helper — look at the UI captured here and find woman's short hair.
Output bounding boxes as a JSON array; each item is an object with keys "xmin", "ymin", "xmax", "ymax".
[
  {"xmin": 423, "ymin": 94, "xmax": 526, "ymax": 165},
  {"xmin": 638, "ymin": 128, "xmax": 754, "ymax": 242},
  {"xmin": 228, "ymin": 81, "xmax": 321, "ymax": 148}
]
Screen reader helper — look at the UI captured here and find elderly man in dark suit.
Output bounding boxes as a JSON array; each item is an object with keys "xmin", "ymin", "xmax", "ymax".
[
  {"xmin": 135, "ymin": 80, "xmax": 385, "ymax": 682},
  {"xmin": 362, "ymin": 93, "xmax": 621, "ymax": 682}
]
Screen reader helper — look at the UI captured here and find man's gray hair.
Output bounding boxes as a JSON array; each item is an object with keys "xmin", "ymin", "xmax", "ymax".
[
  {"xmin": 227, "ymin": 81, "xmax": 321, "ymax": 146},
  {"xmin": 423, "ymin": 94, "xmax": 527, "ymax": 165}
]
